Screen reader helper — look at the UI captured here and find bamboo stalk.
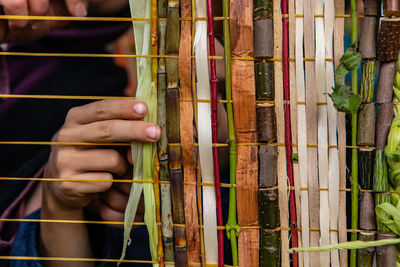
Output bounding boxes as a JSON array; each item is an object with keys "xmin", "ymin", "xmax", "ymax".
[
  {"xmin": 350, "ymin": 0, "xmax": 359, "ymax": 265},
  {"xmin": 230, "ymin": 0, "xmax": 259, "ymax": 265},
  {"xmin": 357, "ymin": 232, "xmax": 375, "ymax": 267},
  {"xmin": 157, "ymin": 0, "xmax": 175, "ymax": 263},
  {"xmin": 165, "ymin": 0, "xmax": 188, "ymax": 264},
  {"xmin": 178, "ymin": 0, "xmax": 201, "ymax": 263},
  {"xmin": 205, "ymin": 1, "xmax": 224, "ymax": 265},
  {"xmin": 223, "ymin": 0, "xmax": 239, "ymax": 263}
]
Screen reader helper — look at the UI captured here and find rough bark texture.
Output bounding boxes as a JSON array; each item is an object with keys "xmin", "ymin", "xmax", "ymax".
[
  {"xmin": 359, "ymin": 17, "xmax": 377, "ymax": 59},
  {"xmin": 364, "ymin": 0, "xmax": 379, "ymax": 16},
  {"xmin": 357, "ymin": 232, "xmax": 375, "ymax": 267},
  {"xmin": 376, "ymin": 232, "xmax": 397, "ymax": 267},
  {"xmin": 230, "ymin": 0, "xmax": 259, "ymax": 264},
  {"xmin": 254, "ymin": 19, "xmax": 274, "ymax": 58},
  {"xmin": 377, "ymin": 19, "xmax": 400, "ymax": 62},
  {"xmin": 258, "ymin": 145, "xmax": 278, "ymax": 187},
  {"xmin": 358, "ymin": 150, "xmax": 374, "ymax": 190},
  {"xmin": 357, "ymin": 103, "xmax": 376, "ymax": 146}
]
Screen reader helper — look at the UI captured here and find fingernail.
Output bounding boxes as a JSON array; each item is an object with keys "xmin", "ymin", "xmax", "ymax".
[
  {"xmin": 74, "ymin": 2, "xmax": 87, "ymax": 17},
  {"xmin": 134, "ymin": 103, "xmax": 146, "ymax": 115},
  {"xmin": 146, "ymin": 126, "xmax": 160, "ymax": 140}
]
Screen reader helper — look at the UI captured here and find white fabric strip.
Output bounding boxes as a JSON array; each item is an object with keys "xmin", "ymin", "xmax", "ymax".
[
  {"xmin": 325, "ymin": 0, "xmax": 340, "ymax": 265},
  {"xmin": 193, "ymin": 0, "xmax": 218, "ymax": 263},
  {"xmin": 295, "ymin": 0, "xmax": 310, "ymax": 265},
  {"xmin": 315, "ymin": 0, "xmax": 330, "ymax": 265}
]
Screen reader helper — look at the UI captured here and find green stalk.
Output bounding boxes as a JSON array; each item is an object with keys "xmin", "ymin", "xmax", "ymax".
[
  {"xmin": 350, "ymin": 0, "xmax": 358, "ymax": 265},
  {"xmin": 223, "ymin": 0, "xmax": 238, "ymax": 264}
]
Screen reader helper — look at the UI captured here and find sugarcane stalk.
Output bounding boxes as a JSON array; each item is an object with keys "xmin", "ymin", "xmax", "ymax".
[
  {"xmin": 356, "ymin": 232, "xmax": 375, "ymax": 267},
  {"xmin": 151, "ymin": 0, "xmax": 164, "ymax": 265},
  {"xmin": 223, "ymin": 0, "xmax": 239, "ymax": 264},
  {"xmin": 206, "ymin": 1, "xmax": 224, "ymax": 265},
  {"xmin": 166, "ymin": 0, "xmax": 187, "ymax": 264},
  {"xmin": 157, "ymin": 0, "xmax": 175, "ymax": 263},
  {"xmin": 350, "ymin": 0, "xmax": 359, "ymax": 265}
]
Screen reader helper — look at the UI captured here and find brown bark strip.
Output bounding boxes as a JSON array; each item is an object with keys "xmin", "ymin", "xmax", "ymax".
[
  {"xmin": 230, "ymin": 0, "xmax": 259, "ymax": 264},
  {"xmin": 364, "ymin": 0, "xmax": 379, "ymax": 16},
  {"xmin": 254, "ymin": 19, "xmax": 274, "ymax": 59},
  {"xmin": 359, "ymin": 17, "xmax": 377, "ymax": 59},
  {"xmin": 377, "ymin": 19, "xmax": 400, "ymax": 62},
  {"xmin": 357, "ymin": 103, "xmax": 376, "ymax": 146},
  {"xmin": 178, "ymin": 0, "xmax": 200, "ymax": 263}
]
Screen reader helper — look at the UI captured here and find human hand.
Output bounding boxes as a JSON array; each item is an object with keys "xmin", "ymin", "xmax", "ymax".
[{"xmin": 43, "ymin": 99, "xmax": 160, "ymax": 214}]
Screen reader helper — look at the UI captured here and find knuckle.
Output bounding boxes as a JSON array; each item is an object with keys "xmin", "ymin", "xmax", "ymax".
[
  {"xmin": 107, "ymin": 151, "xmax": 122, "ymax": 170},
  {"xmin": 94, "ymin": 101, "xmax": 108, "ymax": 120},
  {"xmin": 97, "ymin": 121, "xmax": 114, "ymax": 140},
  {"xmin": 66, "ymin": 107, "xmax": 78, "ymax": 122}
]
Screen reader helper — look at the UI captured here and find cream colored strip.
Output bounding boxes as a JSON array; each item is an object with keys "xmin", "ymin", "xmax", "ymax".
[
  {"xmin": 193, "ymin": 0, "xmax": 218, "ymax": 263},
  {"xmin": 289, "ymin": 0, "xmax": 303, "ymax": 265},
  {"xmin": 295, "ymin": 0, "xmax": 310, "ymax": 264},
  {"xmin": 325, "ymin": 0, "xmax": 340, "ymax": 265},
  {"xmin": 333, "ymin": 0, "xmax": 347, "ymax": 265},
  {"xmin": 315, "ymin": 0, "xmax": 330, "ymax": 265},
  {"xmin": 273, "ymin": 0, "xmax": 290, "ymax": 265}
]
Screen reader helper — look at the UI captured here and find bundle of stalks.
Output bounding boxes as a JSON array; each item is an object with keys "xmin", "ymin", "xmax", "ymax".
[
  {"xmin": 157, "ymin": 0, "xmax": 175, "ymax": 264},
  {"xmin": 374, "ymin": 4, "xmax": 400, "ymax": 265},
  {"xmin": 222, "ymin": 0, "xmax": 240, "ymax": 264},
  {"xmin": 356, "ymin": 0, "xmax": 378, "ymax": 265},
  {"xmin": 253, "ymin": 0, "xmax": 280, "ymax": 266},
  {"xmin": 230, "ymin": 0, "xmax": 259, "ymax": 265},
  {"xmin": 165, "ymin": 0, "xmax": 188, "ymax": 265}
]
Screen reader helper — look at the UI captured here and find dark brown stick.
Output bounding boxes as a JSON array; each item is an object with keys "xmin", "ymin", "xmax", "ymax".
[
  {"xmin": 256, "ymin": 104, "xmax": 277, "ymax": 142},
  {"xmin": 359, "ymin": 192, "xmax": 376, "ymax": 230},
  {"xmin": 258, "ymin": 145, "xmax": 278, "ymax": 187},
  {"xmin": 364, "ymin": 0, "xmax": 379, "ymax": 16},
  {"xmin": 255, "ymin": 62, "xmax": 274, "ymax": 99},
  {"xmin": 376, "ymin": 103, "xmax": 394, "ymax": 150}
]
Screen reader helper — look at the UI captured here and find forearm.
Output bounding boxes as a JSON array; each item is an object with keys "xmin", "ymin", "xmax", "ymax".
[{"xmin": 40, "ymin": 184, "xmax": 95, "ymax": 267}]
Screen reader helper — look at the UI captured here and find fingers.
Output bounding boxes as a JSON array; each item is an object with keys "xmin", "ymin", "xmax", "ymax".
[
  {"xmin": 56, "ymin": 149, "xmax": 128, "ymax": 177},
  {"xmin": 63, "ymin": 0, "xmax": 88, "ymax": 16},
  {"xmin": 1, "ymin": 0, "xmax": 29, "ymax": 29},
  {"xmin": 65, "ymin": 100, "xmax": 148, "ymax": 126},
  {"xmin": 59, "ymin": 120, "xmax": 161, "ymax": 143},
  {"xmin": 101, "ymin": 187, "xmax": 128, "ymax": 212},
  {"xmin": 28, "ymin": 0, "xmax": 48, "ymax": 15},
  {"xmin": 57, "ymin": 172, "xmax": 113, "ymax": 197}
]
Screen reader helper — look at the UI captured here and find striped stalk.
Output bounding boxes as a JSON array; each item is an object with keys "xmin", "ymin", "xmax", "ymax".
[
  {"xmin": 223, "ymin": 0, "xmax": 239, "ymax": 264},
  {"xmin": 166, "ymin": 0, "xmax": 188, "ymax": 265},
  {"xmin": 157, "ymin": 0, "xmax": 175, "ymax": 263}
]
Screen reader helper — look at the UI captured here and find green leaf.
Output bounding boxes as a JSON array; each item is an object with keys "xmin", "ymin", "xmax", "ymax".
[
  {"xmin": 330, "ymin": 85, "xmax": 362, "ymax": 113},
  {"xmin": 340, "ymin": 42, "xmax": 362, "ymax": 71}
]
